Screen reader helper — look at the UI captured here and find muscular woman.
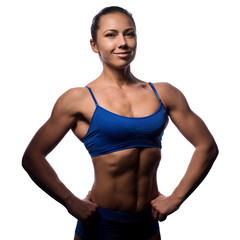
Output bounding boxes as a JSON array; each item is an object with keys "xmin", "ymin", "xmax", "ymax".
[{"xmin": 22, "ymin": 6, "xmax": 218, "ymax": 240}]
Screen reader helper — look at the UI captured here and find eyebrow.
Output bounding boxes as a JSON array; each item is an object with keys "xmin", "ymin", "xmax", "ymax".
[{"xmin": 103, "ymin": 28, "xmax": 135, "ymax": 34}]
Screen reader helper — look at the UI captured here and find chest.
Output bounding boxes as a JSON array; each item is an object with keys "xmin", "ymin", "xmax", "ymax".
[{"xmin": 93, "ymin": 86, "xmax": 161, "ymax": 118}]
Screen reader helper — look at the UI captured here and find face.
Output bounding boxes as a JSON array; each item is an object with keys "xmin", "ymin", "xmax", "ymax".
[{"xmin": 90, "ymin": 12, "xmax": 137, "ymax": 69}]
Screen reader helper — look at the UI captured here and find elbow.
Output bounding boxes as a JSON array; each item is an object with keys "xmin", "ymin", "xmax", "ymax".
[
  {"xmin": 22, "ymin": 152, "xmax": 30, "ymax": 172},
  {"xmin": 22, "ymin": 149, "xmax": 46, "ymax": 174},
  {"xmin": 196, "ymin": 138, "xmax": 219, "ymax": 165},
  {"xmin": 22, "ymin": 150, "xmax": 36, "ymax": 173},
  {"xmin": 212, "ymin": 139, "xmax": 219, "ymax": 158},
  {"xmin": 207, "ymin": 139, "xmax": 219, "ymax": 163},
  {"xmin": 214, "ymin": 143, "xmax": 219, "ymax": 160}
]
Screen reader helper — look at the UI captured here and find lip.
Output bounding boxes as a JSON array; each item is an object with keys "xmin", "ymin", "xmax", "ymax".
[{"xmin": 114, "ymin": 52, "xmax": 131, "ymax": 58}]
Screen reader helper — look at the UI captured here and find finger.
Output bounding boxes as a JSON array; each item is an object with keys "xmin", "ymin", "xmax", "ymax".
[
  {"xmin": 85, "ymin": 191, "xmax": 92, "ymax": 201},
  {"xmin": 151, "ymin": 207, "xmax": 159, "ymax": 220},
  {"xmin": 82, "ymin": 206, "xmax": 98, "ymax": 227},
  {"xmin": 159, "ymin": 215, "xmax": 167, "ymax": 222}
]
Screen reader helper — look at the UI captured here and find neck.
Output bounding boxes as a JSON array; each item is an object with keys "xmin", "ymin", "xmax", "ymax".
[{"xmin": 99, "ymin": 65, "xmax": 137, "ymax": 87}]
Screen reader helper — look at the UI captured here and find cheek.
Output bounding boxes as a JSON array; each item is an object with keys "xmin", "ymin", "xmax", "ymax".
[
  {"xmin": 97, "ymin": 41, "xmax": 115, "ymax": 55},
  {"xmin": 129, "ymin": 39, "xmax": 137, "ymax": 50}
]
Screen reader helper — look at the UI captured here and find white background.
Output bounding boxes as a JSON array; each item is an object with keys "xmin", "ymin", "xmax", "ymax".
[{"xmin": 1, "ymin": 0, "xmax": 240, "ymax": 239}]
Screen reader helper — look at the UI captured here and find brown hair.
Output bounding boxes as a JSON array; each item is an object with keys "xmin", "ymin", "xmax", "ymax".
[{"xmin": 91, "ymin": 6, "xmax": 136, "ymax": 43}]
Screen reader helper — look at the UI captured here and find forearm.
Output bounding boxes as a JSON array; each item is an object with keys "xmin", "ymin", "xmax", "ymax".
[
  {"xmin": 22, "ymin": 152, "xmax": 75, "ymax": 207},
  {"xmin": 171, "ymin": 142, "xmax": 218, "ymax": 205}
]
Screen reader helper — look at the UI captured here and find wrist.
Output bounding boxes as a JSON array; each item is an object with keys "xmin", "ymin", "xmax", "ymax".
[
  {"xmin": 62, "ymin": 192, "xmax": 77, "ymax": 208},
  {"xmin": 170, "ymin": 191, "xmax": 185, "ymax": 206}
]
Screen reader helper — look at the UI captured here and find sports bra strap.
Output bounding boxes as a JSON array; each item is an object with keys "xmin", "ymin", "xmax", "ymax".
[
  {"xmin": 86, "ymin": 86, "xmax": 98, "ymax": 105},
  {"xmin": 149, "ymin": 82, "xmax": 161, "ymax": 102},
  {"xmin": 86, "ymin": 83, "xmax": 160, "ymax": 106}
]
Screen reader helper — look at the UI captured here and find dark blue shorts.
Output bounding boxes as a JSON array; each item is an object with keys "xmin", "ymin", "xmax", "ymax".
[{"xmin": 75, "ymin": 204, "xmax": 159, "ymax": 240}]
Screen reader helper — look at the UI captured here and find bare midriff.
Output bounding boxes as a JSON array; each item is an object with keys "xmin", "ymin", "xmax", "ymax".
[{"xmin": 90, "ymin": 147, "xmax": 161, "ymax": 212}]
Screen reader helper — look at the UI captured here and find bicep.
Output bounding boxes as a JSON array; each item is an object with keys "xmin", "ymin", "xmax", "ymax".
[
  {"xmin": 167, "ymin": 89, "xmax": 214, "ymax": 148},
  {"xmin": 171, "ymin": 110, "xmax": 213, "ymax": 147},
  {"xmin": 25, "ymin": 98, "xmax": 76, "ymax": 157}
]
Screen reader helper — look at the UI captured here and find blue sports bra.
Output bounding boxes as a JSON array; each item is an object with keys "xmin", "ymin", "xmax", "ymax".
[{"xmin": 83, "ymin": 82, "xmax": 168, "ymax": 158}]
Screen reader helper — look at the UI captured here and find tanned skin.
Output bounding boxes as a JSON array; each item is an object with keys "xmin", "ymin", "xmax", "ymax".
[{"xmin": 22, "ymin": 12, "xmax": 218, "ymax": 240}]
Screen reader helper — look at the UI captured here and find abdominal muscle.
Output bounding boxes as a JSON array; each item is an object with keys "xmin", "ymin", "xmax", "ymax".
[{"xmin": 90, "ymin": 147, "xmax": 161, "ymax": 212}]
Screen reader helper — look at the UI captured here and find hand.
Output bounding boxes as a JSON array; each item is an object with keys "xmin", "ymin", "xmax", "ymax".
[
  {"xmin": 151, "ymin": 194, "xmax": 180, "ymax": 222},
  {"xmin": 65, "ymin": 191, "xmax": 98, "ymax": 224}
]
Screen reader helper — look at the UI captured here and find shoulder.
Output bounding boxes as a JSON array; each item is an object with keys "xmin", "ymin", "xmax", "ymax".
[
  {"xmin": 52, "ymin": 87, "xmax": 90, "ymax": 116},
  {"xmin": 152, "ymin": 82, "xmax": 189, "ymax": 112},
  {"xmin": 59, "ymin": 87, "xmax": 89, "ymax": 101},
  {"xmin": 153, "ymin": 82, "xmax": 181, "ymax": 96}
]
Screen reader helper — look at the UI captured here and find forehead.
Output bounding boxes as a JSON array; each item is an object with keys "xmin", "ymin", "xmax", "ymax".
[{"xmin": 98, "ymin": 12, "xmax": 135, "ymax": 31}]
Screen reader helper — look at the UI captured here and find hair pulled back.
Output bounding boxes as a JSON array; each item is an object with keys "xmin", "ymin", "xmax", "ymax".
[{"xmin": 91, "ymin": 6, "xmax": 136, "ymax": 43}]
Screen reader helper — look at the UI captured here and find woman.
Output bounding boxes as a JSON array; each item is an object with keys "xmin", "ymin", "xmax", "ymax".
[{"xmin": 22, "ymin": 6, "xmax": 218, "ymax": 240}]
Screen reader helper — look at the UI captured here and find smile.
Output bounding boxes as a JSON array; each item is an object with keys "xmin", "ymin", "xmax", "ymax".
[
  {"xmin": 114, "ymin": 52, "xmax": 131, "ymax": 57},
  {"xmin": 114, "ymin": 52, "xmax": 131, "ymax": 54}
]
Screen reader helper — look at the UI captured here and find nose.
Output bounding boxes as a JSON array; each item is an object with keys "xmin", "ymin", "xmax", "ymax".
[{"xmin": 117, "ymin": 34, "xmax": 128, "ymax": 49}]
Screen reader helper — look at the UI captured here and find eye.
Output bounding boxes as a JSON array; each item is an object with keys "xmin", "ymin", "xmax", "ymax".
[
  {"xmin": 125, "ymin": 32, "xmax": 136, "ymax": 38},
  {"xmin": 105, "ymin": 33, "xmax": 116, "ymax": 38}
]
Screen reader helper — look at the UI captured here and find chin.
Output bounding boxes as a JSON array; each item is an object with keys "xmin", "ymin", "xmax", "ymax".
[
  {"xmin": 111, "ymin": 58, "xmax": 135, "ymax": 69},
  {"xmin": 101, "ymin": 53, "xmax": 136, "ymax": 69}
]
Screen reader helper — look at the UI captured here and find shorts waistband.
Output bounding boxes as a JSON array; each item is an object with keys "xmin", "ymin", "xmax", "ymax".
[
  {"xmin": 91, "ymin": 201, "xmax": 153, "ymax": 223},
  {"xmin": 98, "ymin": 206, "xmax": 153, "ymax": 223}
]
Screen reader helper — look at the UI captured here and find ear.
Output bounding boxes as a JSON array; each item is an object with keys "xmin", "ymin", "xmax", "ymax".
[{"xmin": 90, "ymin": 39, "xmax": 99, "ymax": 53}]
